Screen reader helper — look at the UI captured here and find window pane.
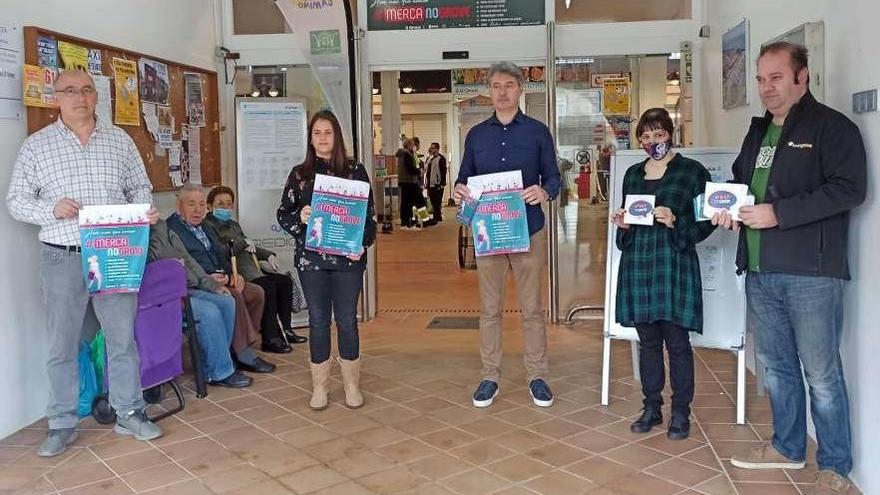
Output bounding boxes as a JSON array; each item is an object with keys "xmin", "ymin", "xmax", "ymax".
[{"xmin": 555, "ymin": 0, "xmax": 691, "ymax": 24}]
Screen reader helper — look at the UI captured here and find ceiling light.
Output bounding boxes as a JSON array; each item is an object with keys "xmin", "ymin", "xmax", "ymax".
[
  {"xmin": 268, "ymin": 87, "xmax": 280, "ymax": 97},
  {"xmin": 280, "ymin": 67, "xmax": 288, "ymax": 71},
  {"xmin": 251, "ymin": 90, "xmax": 261, "ymax": 97},
  {"xmin": 669, "ymin": 79, "xmax": 680, "ymax": 86},
  {"xmin": 402, "ymin": 85, "xmax": 413, "ymax": 94},
  {"xmin": 669, "ymin": 52, "xmax": 681, "ymax": 60},
  {"xmin": 371, "ymin": 87, "xmax": 379, "ymax": 95}
]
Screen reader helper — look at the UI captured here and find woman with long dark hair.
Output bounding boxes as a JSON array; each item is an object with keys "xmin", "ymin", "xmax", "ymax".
[
  {"xmin": 277, "ymin": 110, "xmax": 376, "ymax": 410},
  {"xmin": 611, "ymin": 108, "xmax": 715, "ymax": 440}
]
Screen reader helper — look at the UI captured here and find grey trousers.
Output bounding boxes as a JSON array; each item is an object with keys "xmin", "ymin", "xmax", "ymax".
[{"xmin": 40, "ymin": 245, "xmax": 144, "ymax": 429}]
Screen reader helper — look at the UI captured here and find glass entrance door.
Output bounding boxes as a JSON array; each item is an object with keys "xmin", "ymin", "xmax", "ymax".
[{"xmin": 554, "ymin": 54, "xmax": 686, "ymax": 321}]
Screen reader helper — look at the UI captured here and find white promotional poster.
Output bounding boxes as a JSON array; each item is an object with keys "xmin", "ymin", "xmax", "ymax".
[{"xmin": 275, "ymin": 0, "xmax": 354, "ymax": 147}]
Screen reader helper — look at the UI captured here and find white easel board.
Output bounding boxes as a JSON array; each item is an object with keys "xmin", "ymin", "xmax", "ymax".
[{"xmin": 601, "ymin": 148, "xmax": 748, "ymax": 423}]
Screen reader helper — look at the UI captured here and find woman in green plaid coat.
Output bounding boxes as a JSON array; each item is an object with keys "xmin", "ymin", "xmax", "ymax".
[{"xmin": 611, "ymin": 108, "xmax": 716, "ymax": 442}]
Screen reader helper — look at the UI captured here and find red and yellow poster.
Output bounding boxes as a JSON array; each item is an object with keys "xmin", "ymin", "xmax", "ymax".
[
  {"xmin": 112, "ymin": 57, "xmax": 139, "ymax": 126},
  {"xmin": 22, "ymin": 64, "xmax": 57, "ymax": 108}
]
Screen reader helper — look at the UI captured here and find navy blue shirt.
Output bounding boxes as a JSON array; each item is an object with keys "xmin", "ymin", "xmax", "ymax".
[{"xmin": 457, "ymin": 110, "xmax": 561, "ymax": 235}]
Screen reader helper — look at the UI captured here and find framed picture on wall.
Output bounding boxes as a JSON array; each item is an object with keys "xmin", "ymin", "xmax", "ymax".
[
  {"xmin": 722, "ymin": 18, "xmax": 749, "ymax": 109},
  {"xmin": 252, "ymin": 72, "xmax": 286, "ymax": 97}
]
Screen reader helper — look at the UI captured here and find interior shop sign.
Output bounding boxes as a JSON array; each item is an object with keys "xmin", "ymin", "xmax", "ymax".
[{"xmin": 367, "ymin": 0, "xmax": 544, "ymax": 30}]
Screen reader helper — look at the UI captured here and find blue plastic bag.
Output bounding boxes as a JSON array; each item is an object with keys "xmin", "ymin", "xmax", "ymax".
[{"xmin": 77, "ymin": 342, "xmax": 98, "ymax": 417}]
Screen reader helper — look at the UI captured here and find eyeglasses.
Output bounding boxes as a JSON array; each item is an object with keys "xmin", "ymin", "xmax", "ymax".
[{"xmin": 58, "ymin": 86, "xmax": 97, "ymax": 97}]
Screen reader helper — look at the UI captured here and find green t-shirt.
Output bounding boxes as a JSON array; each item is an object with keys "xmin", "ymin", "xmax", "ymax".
[{"xmin": 746, "ymin": 123, "xmax": 782, "ymax": 271}]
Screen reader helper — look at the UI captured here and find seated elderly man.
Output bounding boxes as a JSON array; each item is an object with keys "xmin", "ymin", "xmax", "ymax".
[
  {"xmin": 166, "ymin": 184, "xmax": 275, "ymax": 373},
  {"xmin": 148, "ymin": 219, "xmax": 252, "ymax": 388}
]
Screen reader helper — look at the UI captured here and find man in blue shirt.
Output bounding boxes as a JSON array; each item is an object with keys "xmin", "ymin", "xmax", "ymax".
[{"xmin": 454, "ymin": 62, "xmax": 561, "ymax": 409}]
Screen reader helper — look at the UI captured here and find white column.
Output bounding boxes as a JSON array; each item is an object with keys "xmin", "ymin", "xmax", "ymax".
[
  {"xmin": 638, "ymin": 56, "xmax": 668, "ymax": 114},
  {"xmin": 380, "ymin": 71, "xmax": 401, "ymax": 155}
]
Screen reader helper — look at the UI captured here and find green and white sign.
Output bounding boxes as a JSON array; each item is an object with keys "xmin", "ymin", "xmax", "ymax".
[{"xmin": 310, "ymin": 30, "xmax": 341, "ymax": 55}]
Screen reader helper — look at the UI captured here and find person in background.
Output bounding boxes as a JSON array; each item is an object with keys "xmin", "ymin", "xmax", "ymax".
[
  {"xmin": 425, "ymin": 142, "xmax": 447, "ymax": 223},
  {"xmin": 205, "ymin": 185, "xmax": 308, "ymax": 351},
  {"xmin": 6, "ymin": 69, "xmax": 162, "ymax": 456},
  {"xmin": 167, "ymin": 185, "xmax": 275, "ymax": 374},
  {"xmin": 610, "ymin": 108, "xmax": 715, "ymax": 441},
  {"xmin": 148, "ymin": 219, "xmax": 252, "ymax": 388},
  {"xmin": 278, "ymin": 110, "xmax": 377, "ymax": 410},
  {"xmin": 716, "ymin": 42, "xmax": 866, "ymax": 495},
  {"xmin": 453, "ymin": 61, "xmax": 560, "ymax": 409},
  {"xmin": 396, "ymin": 137, "xmax": 422, "ymax": 230}
]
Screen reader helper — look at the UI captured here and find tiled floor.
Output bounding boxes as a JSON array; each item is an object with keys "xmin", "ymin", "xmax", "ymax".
[{"xmin": 1, "ymin": 208, "xmax": 829, "ymax": 495}]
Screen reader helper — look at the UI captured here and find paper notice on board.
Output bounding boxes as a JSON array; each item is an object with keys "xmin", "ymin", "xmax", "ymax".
[
  {"xmin": 156, "ymin": 106, "xmax": 173, "ymax": 128},
  {"xmin": 92, "ymin": 75, "xmax": 112, "ymax": 124},
  {"xmin": 57, "ymin": 41, "xmax": 88, "ymax": 72},
  {"xmin": 158, "ymin": 127, "xmax": 173, "ymax": 147},
  {"xmin": 184, "ymin": 72, "xmax": 206, "ymax": 127},
  {"xmin": 88, "ymin": 49, "xmax": 102, "ymax": 75},
  {"xmin": 141, "ymin": 102, "xmax": 160, "ymax": 141},
  {"xmin": 22, "ymin": 64, "xmax": 56, "ymax": 108},
  {"xmin": 168, "ymin": 141, "xmax": 182, "ymax": 186},
  {"xmin": 37, "ymin": 35, "xmax": 57, "ymax": 69},
  {"xmin": 699, "ymin": 245, "xmax": 722, "ymax": 291},
  {"xmin": 188, "ymin": 127, "xmax": 201, "ymax": 184},
  {"xmin": 179, "ymin": 131, "xmax": 191, "ymax": 184},
  {"xmin": 0, "ymin": 25, "xmax": 23, "ymax": 120},
  {"xmin": 112, "ymin": 57, "xmax": 139, "ymax": 126}
]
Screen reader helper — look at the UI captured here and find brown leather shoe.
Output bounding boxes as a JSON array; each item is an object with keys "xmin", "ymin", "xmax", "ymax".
[{"xmin": 806, "ymin": 470, "xmax": 861, "ymax": 495}]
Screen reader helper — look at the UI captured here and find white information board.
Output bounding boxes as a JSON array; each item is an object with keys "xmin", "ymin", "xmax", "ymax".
[
  {"xmin": 603, "ymin": 149, "xmax": 746, "ymax": 350},
  {"xmin": 235, "ymin": 98, "xmax": 307, "ymax": 275}
]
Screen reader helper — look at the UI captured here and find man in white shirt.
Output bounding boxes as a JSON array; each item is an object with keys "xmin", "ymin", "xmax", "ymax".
[{"xmin": 7, "ymin": 70, "xmax": 162, "ymax": 457}]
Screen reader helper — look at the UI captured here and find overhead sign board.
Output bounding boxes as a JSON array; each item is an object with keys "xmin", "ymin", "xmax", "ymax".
[{"xmin": 368, "ymin": 0, "xmax": 544, "ymax": 31}]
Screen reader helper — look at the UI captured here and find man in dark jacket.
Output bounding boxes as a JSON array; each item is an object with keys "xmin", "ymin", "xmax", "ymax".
[
  {"xmin": 396, "ymin": 138, "xmax": 424, "ymax": 229},
  {"xmin": 425, "ymin": 142, "xmax": 448, "ymax": 223},
  {"xmin": 715, "ymin": 42, "xmax": 866, "ymax": 495}
]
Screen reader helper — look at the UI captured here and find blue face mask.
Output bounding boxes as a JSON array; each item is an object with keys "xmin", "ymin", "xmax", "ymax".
[{"xmin": 212, "ymin": 208, "xmax": 233, "ymax": 222}]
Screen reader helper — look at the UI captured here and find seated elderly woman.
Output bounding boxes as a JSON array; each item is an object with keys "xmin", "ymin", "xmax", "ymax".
[
  {"xmin": 166, "ymin": 184, "xmax": 276, "ymax": 373},
  {"xmin": 205, "ymin": 186, "xmax": 307, "ymax": 352}
]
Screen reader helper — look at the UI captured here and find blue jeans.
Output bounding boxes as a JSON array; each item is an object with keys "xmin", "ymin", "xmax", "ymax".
[
  {"xmin": 188, "ymin": 290, "xmax": 236, "ymax": 382},
  {"xmin": 300, "ymin": 269, "xmax": 363, "ymax": 364},
  {"xmin": 746, "ymin": 272, "xmax": 852, "ymax": 476}
]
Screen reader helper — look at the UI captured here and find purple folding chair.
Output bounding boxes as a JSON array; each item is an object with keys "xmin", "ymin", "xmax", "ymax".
[{"xmin": 92, "ymin": 259, "xmax": 207, "ymax": 424}]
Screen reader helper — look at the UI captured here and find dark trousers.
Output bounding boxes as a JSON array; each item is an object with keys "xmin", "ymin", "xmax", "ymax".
[
  {"xmin": 399, "ymin": 183, "xmax": 420, "ymax": 227},
  {"xmin": 251, "ymin": 272, "xmax": 293, "ymax": 342},
  {"xmin": 634, "ymin": 320, "xmax": 694, "ymax": 417},
  {"xmin": 428, "ymin": 186, "xmax": 444, "ymax": 221},
  {"xmin": 300, "ymin": 269, "xmax": 363, "ymax": 363}
]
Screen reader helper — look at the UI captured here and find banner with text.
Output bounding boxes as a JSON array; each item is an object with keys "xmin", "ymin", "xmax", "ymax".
[
  {"xmin": 368, "ymin": 0, "xmax": 544, "ymax": 31},
  {"xmin": 276, "ymin": 0, "xmax": 354, "ymax": 149}
]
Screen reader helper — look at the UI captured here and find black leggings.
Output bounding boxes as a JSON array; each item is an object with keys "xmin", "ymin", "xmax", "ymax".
[
  {"xmin": 251, "ymin": 272, "xmax": 293, "ymax": 342},
  {"xmin": 634, "ymin": 320, "xmax": 695, "ymax": 417}
]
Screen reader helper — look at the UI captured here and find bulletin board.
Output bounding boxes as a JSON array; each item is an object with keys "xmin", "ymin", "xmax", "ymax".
[{"xmin": 22, "ymin": 26, "xmax": 221, "ymax": 192}]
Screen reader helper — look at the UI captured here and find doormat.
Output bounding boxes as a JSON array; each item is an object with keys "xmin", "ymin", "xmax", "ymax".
[{"xmin": 426, "ymin": 316, "xmax": 480, "ymax": 330}]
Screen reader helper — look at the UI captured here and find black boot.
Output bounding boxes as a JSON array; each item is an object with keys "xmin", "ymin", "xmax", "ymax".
[
  {"xmin": 283, "ymin": 328, "xmax": 308, "ymax": 344},
  {"xmin": 630, "ymin": 408, "xmax": 663, "ymax": 433},
  {"xmin": 666, "ymin": 414, "xmax": 690, "ymax": 440}
]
